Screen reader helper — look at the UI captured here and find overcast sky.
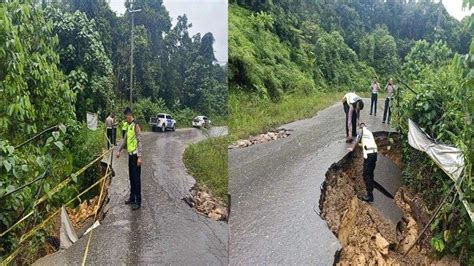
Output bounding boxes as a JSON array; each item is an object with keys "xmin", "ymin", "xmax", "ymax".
[
  {"xmin": 442, "ymin": 0, "xmax": 473, "ymax": 20},
  {"xmin": 108, "ymin": 0, "xmax": 227, "ymax": 63}
]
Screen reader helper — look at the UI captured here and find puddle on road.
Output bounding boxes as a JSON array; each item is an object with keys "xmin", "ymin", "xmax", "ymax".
[{"xmin": 318, "ymin": 132, "xmax": 450, "ymax": 265}]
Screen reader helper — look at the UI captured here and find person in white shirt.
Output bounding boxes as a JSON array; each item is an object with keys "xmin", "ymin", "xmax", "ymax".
[
  {"xmin": 105, "ymin": 113, "xmax": 114, "ymax": 149},
  {"xmin": 383, "ymin": 78, "xmax": 396, "ymax": 124},
  {"xmin": 369, "ymin": 78, "xmax": 380, "ymax": 116},
  {"xmin": 342, "ymin": 92, "xmax": 364, "ymax": 142}
]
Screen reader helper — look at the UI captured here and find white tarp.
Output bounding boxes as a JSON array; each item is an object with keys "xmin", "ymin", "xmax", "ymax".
[
  {"xmin": 59, "ymin": 206, "xmax": 78, "ymax": 249},
  {"xmin": 408, "ymin": 119, "xmax": 473, "ymax": 221},
  {"xmin": 408, "ymin": 119, "xmax": 464, "ymax": 181},
  {"xmin": 86, "ymin": 112, "xmax": 98, "ymax": 131}
]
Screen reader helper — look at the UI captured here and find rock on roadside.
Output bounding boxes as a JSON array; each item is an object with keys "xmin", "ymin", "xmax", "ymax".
[
  {"xmin": 228, "ymin": 129, "xmax": 291, "ymax": 149},
  {"xmin": 183, "ymin": 185, "xmax": 228, "ymax": 222}
]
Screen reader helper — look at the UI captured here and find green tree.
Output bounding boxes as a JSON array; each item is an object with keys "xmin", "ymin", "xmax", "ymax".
[
  {"xmin": 132, "ymin": 25, "xmax": 161, "ymax": 101},
  {"xmin": 394, "ymin": 61, "xmax": 472, "ymax": 263},
  {"xmin": 63, "ymin": 0, "xmax": 118, "ymax": 58},
  {"xmin": 200, "ymin": 32, "xmax": 217, "ymax": 64},
  {"xmin": 314, "ymin": 30, "xmax": 374, "ymax": 88},
  {"xmin": 163, "ymin": 15, "xmax": 194, "ymax": 105},
  {"xmin": 359, "ymin": 26, "xmax": 400, "ymax": 79},
  {"xmin": 0, "ymin": 1, "xmax": 76, "ymax": 259},
  {"xmin": 402, "ymin": 40, "xmax": 452, "ymax": 81},
  {"xmin": 46, "ymin": 8, "xmax": 114, "ymax": 121},
  {"xmin": 0, "ymin": 1, "xmax": 76, "ymax": 139}
]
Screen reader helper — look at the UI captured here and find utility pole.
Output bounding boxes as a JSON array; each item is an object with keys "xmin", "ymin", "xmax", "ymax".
[{"xmin": 129, "ymin": 3, "xmax": 142, "ymax": 103}]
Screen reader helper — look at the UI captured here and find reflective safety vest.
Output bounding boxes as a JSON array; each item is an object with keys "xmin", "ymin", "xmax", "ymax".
[
  {"xmin": 127, "ymin": 121, "xmax": 138, "ymax": 153},
  {"xmin": 122, "ymin": 121, "xmax": 128, "ymax": 131},
  {"xmin": 361, "ymin": 127, "xmax": 377, "ymax": 159}
]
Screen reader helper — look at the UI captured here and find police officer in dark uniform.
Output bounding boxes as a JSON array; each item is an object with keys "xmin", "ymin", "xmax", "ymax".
[{"xmin": 116, "ymin": 107, "xmax": 143, "ymax": 210}]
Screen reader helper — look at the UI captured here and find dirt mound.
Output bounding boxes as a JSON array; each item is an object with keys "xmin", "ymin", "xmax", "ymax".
[
  {"xmin": 184, "ymin": 184, "xmax": 228, "ymax": 222},
  {"xmin": 319, "ymin": 133, "xmax": 454, "ymax": 265},
  {"xmin": 228, "ymin": 129, "xmax": 291, "ymax": 149},
  {"xmin": 373, "ymin": 132, "xmax": 403, "ymax": 168}
]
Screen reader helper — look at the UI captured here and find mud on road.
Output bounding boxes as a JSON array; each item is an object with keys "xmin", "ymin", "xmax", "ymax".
[{"xmin": 319, "ymin": 133, "xmax": 455, "ymax": 265}]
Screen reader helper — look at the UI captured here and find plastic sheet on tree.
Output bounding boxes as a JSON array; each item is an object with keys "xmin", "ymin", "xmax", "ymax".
[
  {"xmin": 87, "ymin": 112, "xmax": 98, "ymax": 130},
  {"xmin": 408, "ymin": 119, "xmax": 473, "ymax": 221}
]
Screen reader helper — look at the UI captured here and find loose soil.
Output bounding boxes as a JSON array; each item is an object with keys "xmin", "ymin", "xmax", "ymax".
[
  {"xmin": 228, "ymin": 129, "xmax": 291, "ymax": 149},
  {"xmin": 38, "ymin": 175, "xmax": 111, "ymax": 261},
  {"xmin": 319, "ymin": 132, "xmax": 457, "ymax": 265},
  {"xmin": 184, "ymin": 184, "xmax": 228, "ymax": 222}
]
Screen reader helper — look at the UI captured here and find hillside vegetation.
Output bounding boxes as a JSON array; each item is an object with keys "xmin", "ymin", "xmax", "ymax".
[
  {"xmin": 0, "ymin": 0, "xmax": 227, "ymax": 262},
  {"xmin": 229, "ymin": 0, "xmax": 473, "ymax": 262}
]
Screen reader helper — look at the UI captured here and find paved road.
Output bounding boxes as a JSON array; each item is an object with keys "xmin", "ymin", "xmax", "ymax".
[
  {"xmin": 229, "ymin": 98, "xmax": 394, "ymax": 264},
  {"xmin": 35, "ymin": 128, "xmax": 228, "ymax": 265}
]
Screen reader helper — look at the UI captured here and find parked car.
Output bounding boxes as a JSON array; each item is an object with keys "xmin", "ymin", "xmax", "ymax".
[
  {"xmin": 192, "ymin": 116, "xmax": 211, "ymax": 128},
  {"xmin": 149, "ymin": 113, "xmax": 176, "ymax": 132}
]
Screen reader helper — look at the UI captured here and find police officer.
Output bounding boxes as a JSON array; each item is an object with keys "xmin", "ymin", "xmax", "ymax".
[
  {"xmin": 348, "ymin": 122, "xmax": 377, "ymax": 202},
  {"xmin": 117, "ymin": 107, "xmax": 143, "ymax": 210},
  {"xmin": 342, "ymin": 92, "xmax": 364, "ymax": 143}
]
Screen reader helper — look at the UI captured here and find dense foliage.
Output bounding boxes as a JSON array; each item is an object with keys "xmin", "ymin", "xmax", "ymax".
[
  {"xmin": 230, "ymin": 0, "xmax": 473, "ymax": 99},
  {"xmin": 229, "ymin": 5, "xmax": 374, "ymax": 100},
  {"xmin": 46, "ymin": 8, "xmax": 114, "ymax": 121},
  {"xmin": 0, "ymin": 2, "xmax": 76, "ymax": 139},
  {"xmin": 393, "ymin": 49, "xmax": 473, "ymax": 262},
  {"xmin": 0, "ymin": 2, "xmax": 102, "ymax": 261},
  {"xmin": 230, "ymin": 0, "xmax": 473, "ymax": 262},
  {"xmin": 401, "ymin": 40, "xmax": 453, "ymax": 80},
  {"xmin": 1, "ymin": 0, "xmax": 227, "ymax": 262}
]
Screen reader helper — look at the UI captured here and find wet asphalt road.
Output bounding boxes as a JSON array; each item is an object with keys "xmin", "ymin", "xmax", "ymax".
[
  {"xmin": 229, "ymin": 98, "xmax": 394, "ymax": 264},
  {"xmin": 35, "ymin": 127, "xmax": 228, "ymax": 265}
]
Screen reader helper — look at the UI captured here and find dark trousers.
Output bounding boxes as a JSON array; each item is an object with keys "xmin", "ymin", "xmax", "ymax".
[
  {"xmin": 106, "ymin": 128, "xmax": 113, "ymax": 149},
  {"xmin": 343, "ymin": 102, "xmax": 357, "ymax": 137},
  {"xmin": 383, "ymin": 98, "xmax": 391, "ymax": 123},
  {"xmin": 363, "ymin": 153, "xmax": 377, "ymax": 195},
  {"xmin": 370, "ymin": 93, "xmax": 378, "ymax": 115},
  {"xmin": 112, "ymin": 128, "xmax": 117, "ymax": 145},
  {"xmin": 128, "ymin": 154, "xmax": 142, "ymax": 205}
]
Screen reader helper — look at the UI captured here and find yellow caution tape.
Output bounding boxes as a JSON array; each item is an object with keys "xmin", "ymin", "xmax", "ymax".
[
  {"xmin": 0, "ymin": 244, "xmax": 22, "ymax": 266},
  {"xmin": 0, "ymin": 149, "xmax": 112, "ymax": 238},
  {"xmin": 1, "ymin": 133, "xmax": 113, "ymax": 265},
  {"xmin": 0, "ymin": 171, "xmax": 112, "ymax": 265},
  {"xmin": 0, "ymin": 211, "xmax": 34, "ymax": 238},
  {"xmin": 81, "ymin": 152, "xmax": 113, "ymax": 266}
]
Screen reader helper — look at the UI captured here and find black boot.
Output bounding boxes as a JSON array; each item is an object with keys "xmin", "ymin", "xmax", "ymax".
[
  {"xmin": 131, "ymin": 202, "xmax": 141, "ymax": 210},
  {"xmin": 125, "ymin": 198, "xmax": 133, "ymax": 205},
  {"xmin": 359, "ymin": 192, "xmax": 374, "ymax": 202}
]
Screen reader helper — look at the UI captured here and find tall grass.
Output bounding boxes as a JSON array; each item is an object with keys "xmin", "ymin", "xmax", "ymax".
[
  {"xmin": 229, "ymin": 91, "xmax": 345, "ymax": 139},
  {"xmin": 183, "ymin": 136, "xmax": 228, "ymax": 201}
]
